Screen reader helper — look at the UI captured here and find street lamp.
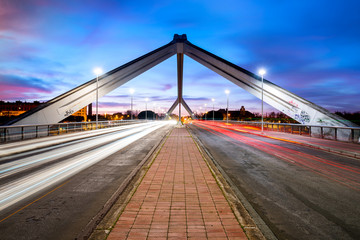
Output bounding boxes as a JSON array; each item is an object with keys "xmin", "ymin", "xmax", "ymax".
[
  {"xmin": 212, "ymin": 98, "xmax": 215, "ymax": 121},
  {"xmin": 258, "ymin": 68, "xmax": 266, "ymax": 133},
  {"xmin": 129, "ymin": 88, "xmax": 135, "ymax": 120},
  {"xmin": 204, "ymin": 104, "xmax": 207, "ymax": 121},
  {"xmin": 153, "ymin": 103, "xmax": 156, "ymax": 120},
  {"xmin": 145, "ymin": 98, "xmax": 149, "ymax": 120},
  {"xmin": 93, "ymin": 67, "xmax": 103, "ymax": 129},
  {"xmin": 225, "ymin": 90, "xmax": 230, "ymax": 123}
]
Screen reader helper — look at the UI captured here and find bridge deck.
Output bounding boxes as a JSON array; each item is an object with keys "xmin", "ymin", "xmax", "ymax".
[
  {"xmin": 232, "ymin": 124, "xmax": 360, "ymax": 159},
  {"xmin": 107, "ymin": 127, "xmax": 247, "ymax": 240},
  {"xmin": 199, "ymin": 121, "xmax": 360, "ymax": 159}
]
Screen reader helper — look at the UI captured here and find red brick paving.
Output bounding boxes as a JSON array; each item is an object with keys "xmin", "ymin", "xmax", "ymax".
[{"xmin": 107, "ymin": 127, "xmax": 247, "ymax": 240}]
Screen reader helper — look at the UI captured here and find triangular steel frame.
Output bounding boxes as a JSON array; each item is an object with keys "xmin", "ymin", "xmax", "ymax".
[
  {"xmin": 10, "ymin": 34, "xmax": 355, "ymax": 131},
  {"xmin": 166, "ymin": 37, "xmax": 196, "ymax": 121},
  {"xmin": 166, "ymin": 97, "xmax": 196, "ymax": 120}
]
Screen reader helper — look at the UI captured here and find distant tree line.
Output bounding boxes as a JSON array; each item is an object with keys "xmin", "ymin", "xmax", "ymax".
[
  {"xmin": 199, "ymin": 108, "xmax": 298, "ymax": 123},
  {"xmin": 335, "ymin": 111, "xmax": 360, "ymax": 125}
]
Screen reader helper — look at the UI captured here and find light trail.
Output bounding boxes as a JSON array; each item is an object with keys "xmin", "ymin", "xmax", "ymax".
[
  {"xmin": 0, "ymin": 122, "xmax": 147, "ymax": 158},
  {"xmin": 193, "ymin": 121, "xmax": 360, "ymax": 191},
  {"xmin": 0, "ymin": 123, "xmax": 156, "ymax": 177},
  {"xmin": 0, "ymin": 121, "xmax": 176, "ymax": 212}
]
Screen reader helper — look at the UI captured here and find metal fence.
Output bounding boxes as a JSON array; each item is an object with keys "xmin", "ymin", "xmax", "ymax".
[
  {"xmin": 0, "ymin": 120, "xmax": 143, "ymax": 143},
  {"xmin": 2, "ymin": 120, "xmax": 359, "ymax": 144},
  {"xmin": 226, "ymin": 120, "xmax": 360, "ymax": 144}
]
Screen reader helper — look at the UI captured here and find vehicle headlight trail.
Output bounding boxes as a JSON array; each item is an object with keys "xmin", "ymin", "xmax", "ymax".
[{"xmin": 0, "ymin": 121, "xmax": 176, "ymax": 212}]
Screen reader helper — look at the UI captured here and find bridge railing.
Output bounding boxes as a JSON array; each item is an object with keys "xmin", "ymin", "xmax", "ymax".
[
  {"xmin": 0, "ymin": 120, "xmax": 143, "ymax": 143},
  {"xmin": 225, "ymin": 120, "xmax": 360, "ymax": 144}
]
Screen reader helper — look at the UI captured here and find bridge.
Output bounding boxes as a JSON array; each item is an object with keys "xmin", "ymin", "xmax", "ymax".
[{"xmin": 1, "ymin": 35, "xmax": 360, "ymax": 240}]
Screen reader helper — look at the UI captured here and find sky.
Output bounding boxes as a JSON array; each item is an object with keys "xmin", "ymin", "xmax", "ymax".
[{"xmin": 1, "ymin": 0, "xmax": 360, "ymax": 116}]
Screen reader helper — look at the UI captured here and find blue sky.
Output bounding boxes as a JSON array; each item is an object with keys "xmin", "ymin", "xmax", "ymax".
[{"xmin": 1, "ymin": 0, "xmax": 360, "ymax": 115}]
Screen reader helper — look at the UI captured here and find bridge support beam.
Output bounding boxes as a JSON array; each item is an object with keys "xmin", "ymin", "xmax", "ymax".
[
  {"xmin": 181, "ymin": 98, "xmax": 196, "ymax": 119},
  {"xmin": 182, "ymin": 41, "xmax": 356, "ymax": 128},
  {"xmin": 166, "ymin": 98, "xmax": 178, "ymax": 119},
  {"xmin": 9, "ymin": 41, "xmax": 177, "ymax": 125},
  {"xmin": 10, "ymin": 33, "xmax": 356, "ymax": 140},
  {"xmin": 177, "ymin": 52, "xmax": 184, "ymax": 122},
  {"xmin": 166, "ymin": 97, "xmax": 196, "ymax": 120},
  {"xmin": 165, "ymin": 36, "xmax": 197, "ymax": 122}
]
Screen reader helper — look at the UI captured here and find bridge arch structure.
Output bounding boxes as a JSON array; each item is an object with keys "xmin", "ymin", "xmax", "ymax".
[{"xmin": 10, "ymin": 34, "xmax": 355, "ymax": 129}]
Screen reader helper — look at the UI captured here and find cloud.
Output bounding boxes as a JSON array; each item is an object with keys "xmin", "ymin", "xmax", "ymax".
[
  {"xmin": 19, "ymin": 55, "xmax": 65, "ymax": 69},
  {"xmin": 1, "ymin": 0, "xmax": 359, "ymax": 115},
  {"xmin": 157, "ymin": 83, "xmax": 173, "ymax": 91},
  {"xmin": 99, "ymin": 102, "xmax": 130, "ymax": 108},
  {"xmin": 183, "ymin": 96, "xmax": 209, "ymax": 101},
  {"xmin": 0, "ymin": 0, "xmax": 44, "ymax": 36},
  {"xmin": 0, "ymin": 74, "xmax": 53, "ymax": 100}
]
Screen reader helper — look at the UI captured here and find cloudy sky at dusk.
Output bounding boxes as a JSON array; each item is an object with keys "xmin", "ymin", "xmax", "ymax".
[{"xmin": 1, "ymin": 0, "xmax": 360, "ymax": 115}]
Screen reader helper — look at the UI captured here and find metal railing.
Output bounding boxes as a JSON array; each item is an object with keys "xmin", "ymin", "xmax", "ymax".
[
  {"xmin": 225, "ymin": 120, "xmax": 360, "ymax": 144},
  {"xmin": 0, "ymin": 120, "xmax": 144, "ymax": 143}
]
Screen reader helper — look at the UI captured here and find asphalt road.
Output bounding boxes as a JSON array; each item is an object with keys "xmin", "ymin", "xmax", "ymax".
[
  {"xmin": 189, "ymin": 121, "xmax": 360, "ymax": 240},
  {"xmin": 0, "ymin": 121, "xmax": 174, "ymax": 240}
]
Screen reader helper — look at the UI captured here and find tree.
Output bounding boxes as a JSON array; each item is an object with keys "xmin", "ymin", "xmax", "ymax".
[{"xmin": 138, "ymin": 111, "xmax": 156, "ymax": 119}]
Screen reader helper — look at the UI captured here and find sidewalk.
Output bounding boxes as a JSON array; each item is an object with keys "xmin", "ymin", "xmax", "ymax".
[{"xmin": 107, "ymin": 127, "xmax": 247, "ymax": 240}]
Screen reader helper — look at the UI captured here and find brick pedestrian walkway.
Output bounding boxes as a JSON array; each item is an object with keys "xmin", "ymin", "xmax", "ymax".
[{"xmin": 107, "ymin": 127, "xmax": 247, "ymax": 240}]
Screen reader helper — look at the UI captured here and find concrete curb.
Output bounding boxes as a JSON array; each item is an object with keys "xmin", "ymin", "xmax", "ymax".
[{"xmin": 187, "ymin": 126, "xmax": 278, "ymax": 240}]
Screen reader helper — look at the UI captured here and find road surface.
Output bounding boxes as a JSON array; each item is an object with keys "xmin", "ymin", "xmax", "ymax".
[
  {"xmin": 189, "ymin": 121, "xmax": 360, "ymax": 240},
  {"xmin": 0, "ymin": 121, "xmax": 175, "ymax": 240}
]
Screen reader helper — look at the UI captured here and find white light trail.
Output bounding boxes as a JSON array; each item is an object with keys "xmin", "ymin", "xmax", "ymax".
[
  {"xmin": 0, "ymin": 121, "xmax": 176, "ymax": 211},
  {"xmin": 0, "ymin": 122, "xmax": 149, "ymax": 157},
  {"xmin": 0, "ymin": 123, "xmax": 154, "ymax": 178}
]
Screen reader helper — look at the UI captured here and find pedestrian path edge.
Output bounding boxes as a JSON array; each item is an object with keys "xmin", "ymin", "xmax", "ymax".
[{"xmin": 106, "ymin": 127, "xmax": 257, "ymax": 240}]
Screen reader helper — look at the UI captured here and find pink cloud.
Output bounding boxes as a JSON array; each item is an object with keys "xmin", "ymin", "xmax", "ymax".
[
  {"xmin": 159, "ymin": 83, "xmax": 173, "ymax": 91},
  {"xmin": 0, "ymin": 84, "xmax": 50, "ymax": 100},
  {"xmin": 0, "ymin": 73, "xmax": 53, "ymax": 101}
]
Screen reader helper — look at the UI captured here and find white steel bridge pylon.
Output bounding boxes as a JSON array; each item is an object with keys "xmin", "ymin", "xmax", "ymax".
[{"xmin": 9, "ymin": 34, "xmax": 356, "ymax": 131}]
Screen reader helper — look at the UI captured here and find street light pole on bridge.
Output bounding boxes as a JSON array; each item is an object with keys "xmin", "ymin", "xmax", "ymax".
[
  {"xmin": 225, "ymin": 90, "xmax": 230, "ymax": 123},
  {"xmin": 145, "ymin": 98, "xmax": 149, "ymax": 120},
  {"xmin": 129, "ymin": 88, "xmax": 135, "ymax": 120},
  {"xmin": 204, "ymin": 104, "xmax": 207, "ymax": 121},
  {"xmin": 212, "ymin": 98, "xmax": 215, "ymax": 121},
  {"xmin": 93, "ymin": 67, "xmax": 103, "ymax": 129}
]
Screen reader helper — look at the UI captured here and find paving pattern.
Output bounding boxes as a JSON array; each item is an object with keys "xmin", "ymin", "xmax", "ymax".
[{"xmin": 107, "ymin": 127, "xmax": 247, "ymax": 240}]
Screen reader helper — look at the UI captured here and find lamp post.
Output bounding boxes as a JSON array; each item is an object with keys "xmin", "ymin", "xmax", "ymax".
[
  {"xmin": 129, "ymin": 88, "xmax": 134, "ymax": 120},
  {"xmin": 258, "ymin": 69, "xmax": 266, "ymax": 133},
  {"xmin": 225, "ymin": 90, "xmax": 230, "ymax": 124},
  {"xmin": 212, "ymin": 98, "xmax": 215, "ymax": 121},
  {"xmin": 153, "ymin": 103, "xmax": 156, "ymax": 120},
  {"xmin": 204, "ymin": 104, "xmax": 207, "ymax": 121},
  {"xmin": 145, "ymin": 98, "xmax": 149, "ymax": 120},
  {"xmin": 93, "ymin": 67, "xmax": 103, "ymax": 129}
]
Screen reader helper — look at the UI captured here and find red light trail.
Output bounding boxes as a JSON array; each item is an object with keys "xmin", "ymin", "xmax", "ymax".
[{"xmin": 192, "ymin": 120, "xmax": 360, "ymax": 191}]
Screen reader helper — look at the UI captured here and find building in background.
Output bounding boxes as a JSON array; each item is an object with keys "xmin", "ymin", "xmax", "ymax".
[
  {"xmin": 0, "ymin": 101, "xmax": 42, "ymax": 117},
  {"xmin": 0, "ymin": 101, "xmax": 88, "ymax": 124},
  {"xmin": 71, "ymin": 106, "xmax": 88, "ymax": 122}
]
